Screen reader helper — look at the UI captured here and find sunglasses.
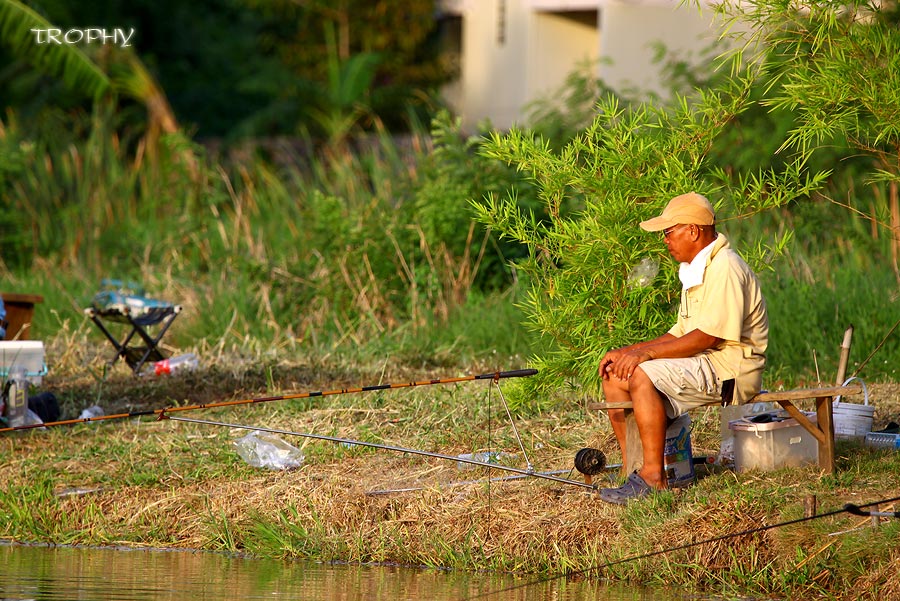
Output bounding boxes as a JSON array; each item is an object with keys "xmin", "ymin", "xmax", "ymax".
[{"xmin": 662, "ymin": 224, "xmax": 691, "ymax": 239}]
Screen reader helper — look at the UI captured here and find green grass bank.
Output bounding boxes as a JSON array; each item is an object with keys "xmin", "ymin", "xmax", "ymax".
[
  {"xmin": 1, "ymin": 354, "xmax": 899, "ymax": 600},
  {"xmin": 2, "ymin": 109, "xmax": 900, "ymax": 599}
]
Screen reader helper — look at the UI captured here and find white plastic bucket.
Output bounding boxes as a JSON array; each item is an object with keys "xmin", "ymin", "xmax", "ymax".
[
  {"xmin": 833, "ymin": 377, "xmax": 872, "ymax": 440},
  {"xmin": 664, "ymin": 413, "xmax": 694, "ymax": 488}
]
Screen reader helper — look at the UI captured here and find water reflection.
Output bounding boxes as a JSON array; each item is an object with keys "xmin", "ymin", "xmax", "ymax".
[{"xmin": 0, "ymin": 543, "xmax": 687, "ymax": 600}]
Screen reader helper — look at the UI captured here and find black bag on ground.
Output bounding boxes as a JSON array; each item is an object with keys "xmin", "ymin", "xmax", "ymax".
[{"xmin": 28, "ymin": 392, "xmax": 60, "ymax": 423}]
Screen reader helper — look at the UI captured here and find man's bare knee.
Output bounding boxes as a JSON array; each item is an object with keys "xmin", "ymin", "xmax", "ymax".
[
  {"xmin": 602, "ymin": 374, "xmax": 630, "ymax": 394},
  {"xmin": 629, "ymin": 367, "xmax": 654, "ymax": 390},
  {"xmin": 629, "ymin": 367, "xmax": 667, "ymax": 413}
]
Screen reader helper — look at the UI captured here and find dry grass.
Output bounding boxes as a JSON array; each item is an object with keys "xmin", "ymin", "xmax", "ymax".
[{"xmin": 4, "ymin": 341, "xmax": 900, "ymax": 598}]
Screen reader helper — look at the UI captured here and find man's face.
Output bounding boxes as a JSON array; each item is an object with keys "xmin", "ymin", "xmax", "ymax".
[{"xmin": 662, "ymin": 223, "xmax": 693, "ymax": 262}]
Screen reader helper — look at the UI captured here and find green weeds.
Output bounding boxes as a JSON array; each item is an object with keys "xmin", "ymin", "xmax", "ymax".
[
  {"xmin": 2, "ymin": 102, "xmax": 898, "ymax": 392},
  {"xmin": 1, "ymin": 86, "xmax": 899, "ymax": 600},
  {"xmin": 201, "ymin": 499, "xmax": 240, "ymax": 553},
  {"xmin": 1, "ymin": 379, "xmax": 899, "ymax": 598}
]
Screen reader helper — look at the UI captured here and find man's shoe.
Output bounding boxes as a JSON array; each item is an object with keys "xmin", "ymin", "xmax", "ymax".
[{"xmin": 598, "ymin": 470, "xmax": 655, "ymax": 505}]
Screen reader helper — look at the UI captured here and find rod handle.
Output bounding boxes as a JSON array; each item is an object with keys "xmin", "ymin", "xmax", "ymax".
[
  {"xmin": 475, "ymin": 368, "xmax": 538, "ymax": 380},
  {"xmin": 844, "ymin": 503, "xmax": 867, "ymax": 516},
  {"xmin": 845, "ymin": 502, "xmax": 900, "ymax": 518}
]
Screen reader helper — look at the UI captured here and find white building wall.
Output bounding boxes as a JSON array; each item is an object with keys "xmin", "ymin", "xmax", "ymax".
[
  {"xmin": 441, "ymin": 0, "xmax": 727, "ymax": 132},
  {"xmin": 597, "ymin": 0, "xmax": 724, "ymax": 99},
  {"xmin": 442, "ymin": 1, "xmax": 598, "ymax": 131},
  {"xmin": 526, "ymin": 10, "xmax": 599, "ymax": 109},
  {"xmin": 449, "ymin": 0, "xmax": 530, "ymax": 131}
]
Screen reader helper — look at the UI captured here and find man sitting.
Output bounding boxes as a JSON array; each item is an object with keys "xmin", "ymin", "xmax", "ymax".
[{"xmin": 597, "ymin": 192, "xmax": 768, "ymax": 504}]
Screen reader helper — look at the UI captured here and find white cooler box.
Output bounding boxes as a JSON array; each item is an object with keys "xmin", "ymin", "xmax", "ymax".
[
  {"xmin": 729, "ymin": 413, "xmax": 819, "ymax": 472},
  {"xmin": 0, "ymin": 341, "xmax": 47, "ymax": 385}
]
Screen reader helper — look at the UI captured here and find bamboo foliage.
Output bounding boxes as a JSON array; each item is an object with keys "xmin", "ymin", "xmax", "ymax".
[
  {"xmin": 716, "ymin": 0, "xmax": 900, "ymax": 157},
  {"xmin": 472, "ymin": 71, "xmax": 827, "ymax": 398},
  {"xmin": 716, "ymin": 0, "xmax": 900, "ymax": 278}
]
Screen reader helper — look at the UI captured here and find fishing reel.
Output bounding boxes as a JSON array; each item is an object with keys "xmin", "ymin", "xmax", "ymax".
[{"xmin": 574, "ymin": 447, "xmax": 606, "ymax": 485}]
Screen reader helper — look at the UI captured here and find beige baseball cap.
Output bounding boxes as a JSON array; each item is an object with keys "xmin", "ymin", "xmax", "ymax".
[{"xmin": 639, "ymin": 192, "xmax": 715, "ymax": 232}]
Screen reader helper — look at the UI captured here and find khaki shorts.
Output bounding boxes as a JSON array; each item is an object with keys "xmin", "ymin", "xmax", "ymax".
[{"xmin": 638, "ymin": 356, "xmax": 723, "ymax": 418}]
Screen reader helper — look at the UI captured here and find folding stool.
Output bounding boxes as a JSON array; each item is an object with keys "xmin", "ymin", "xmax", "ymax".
[{"xmin": 84, "ymin": 280, "xmax": 182, "ymax": 375}]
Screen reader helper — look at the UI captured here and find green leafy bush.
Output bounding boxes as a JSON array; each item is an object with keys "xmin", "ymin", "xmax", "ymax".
[{"xmin": 473, "ymin": 81, "xmax": 824, "ymax": 399}]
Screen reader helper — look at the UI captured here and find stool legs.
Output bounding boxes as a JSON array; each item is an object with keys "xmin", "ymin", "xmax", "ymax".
[{"xmin": 85, "ymin": 307, "xmax": 181, "ymax": 375}]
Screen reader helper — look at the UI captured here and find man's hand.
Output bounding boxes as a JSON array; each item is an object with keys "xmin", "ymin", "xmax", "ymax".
[
  {"xmin": 598, "ymin": 349, "xmax": 623, "ymax": 380},
  {"xmin": 600, "ymin": 348, "xmax": 654, "ymax": 381},
  {"xmin": 598, "ymin": 330, "xmax": 719, "ymax": 382}
]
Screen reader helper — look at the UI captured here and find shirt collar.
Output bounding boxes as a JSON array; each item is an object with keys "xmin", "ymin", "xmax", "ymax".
[{"xmin": 678, "ymin": 235, "xmax": 719, "ymax": 289}]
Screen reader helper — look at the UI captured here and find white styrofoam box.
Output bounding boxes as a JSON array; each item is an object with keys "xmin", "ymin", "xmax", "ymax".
[
  {"xmin": 729, "ymin": 413, "xmax": 819, "ymax": 472},
  {"xmin": 0, "ymin": 341, "xmax": 47, "ymax": 385}
]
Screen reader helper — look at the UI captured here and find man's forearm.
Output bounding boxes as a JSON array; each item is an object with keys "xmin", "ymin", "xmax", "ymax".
[
  {"xmin": 620, "ymin": 333, "xmax": 676, "ymax": 354},
  {"xmin": 642, "ymin": 329, "xmax": 721, "ymax": 360}
]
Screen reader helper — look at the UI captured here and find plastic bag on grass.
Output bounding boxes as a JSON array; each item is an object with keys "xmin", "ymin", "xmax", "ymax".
[{"xmin": 233, "ymin": 432, "xmax": 305, "ymax": 471}]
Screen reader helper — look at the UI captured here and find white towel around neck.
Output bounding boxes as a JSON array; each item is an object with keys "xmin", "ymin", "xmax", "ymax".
[{"xmin": 678, "ymin": 236, "xmax": 718, "ymax": 289}]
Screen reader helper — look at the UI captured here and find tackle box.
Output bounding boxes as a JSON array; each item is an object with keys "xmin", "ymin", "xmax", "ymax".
[{"xmin": 0, "ymin": 341, "xmax": 47, "ymax": 385}]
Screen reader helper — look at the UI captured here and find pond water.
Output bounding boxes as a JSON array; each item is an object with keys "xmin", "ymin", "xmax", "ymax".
[{"xmin": 0, "ymin": 543, "xmax": 704, "ymax": 600}]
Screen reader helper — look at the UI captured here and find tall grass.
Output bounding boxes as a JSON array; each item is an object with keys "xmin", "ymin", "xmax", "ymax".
[
  {"xmin": 1, "ymin": 103, "xmax": 898, "ymax": 390},
  {"xmin": 1, "ymin": 107, "xmax": 534, "ymax": 370},
  {"xmin": 727, "ymin": 199, "xmax": 900, "ymax": 385}
]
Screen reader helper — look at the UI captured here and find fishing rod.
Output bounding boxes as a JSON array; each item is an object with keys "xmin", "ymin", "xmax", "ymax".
[
  {"xmin": 844, "ymin": 503, "xmax": 900, "ymax": 518},
  {"xmin": 0, "ymin": 368, "xmax": 538, "ymax": 435},
  {"xmin": 164, "ymin": 414, "xmax": 597, "ymax": 491}
]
